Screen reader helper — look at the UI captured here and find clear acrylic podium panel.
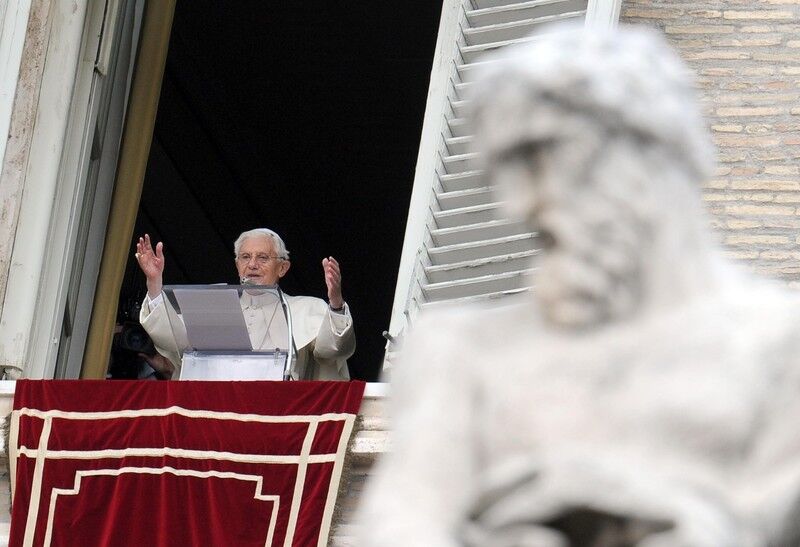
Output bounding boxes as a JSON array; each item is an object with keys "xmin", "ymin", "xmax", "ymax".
[
  {"xmin": 162, "ymin": 284, "xmax": 293, "ymax": 381},
  {"xmin": 163, "ymin": 284, "xmax": 283, "ymax": 352},
  {"xmin": 164, "ymin": 284, "xmax": 281, "ymax": 315},
  {"xmin": 180, "ymin": 351, "xmax": 287, "ymax": 381}
]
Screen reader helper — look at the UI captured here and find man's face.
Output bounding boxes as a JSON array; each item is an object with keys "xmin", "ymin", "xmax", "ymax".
[{"xmin": 235, "ymin": 236, "xmax": 290, "ymax": 285}]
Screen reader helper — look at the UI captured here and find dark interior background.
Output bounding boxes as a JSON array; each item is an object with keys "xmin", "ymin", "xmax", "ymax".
[{"xmin": 117, "ymin": 1, "xmax": 442, "ymax": 380}]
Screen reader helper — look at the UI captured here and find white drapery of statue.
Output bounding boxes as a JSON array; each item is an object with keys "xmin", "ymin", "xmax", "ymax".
[{"xmin": 358, "ymin": 26, "xmax": 800, "ymax": 547}]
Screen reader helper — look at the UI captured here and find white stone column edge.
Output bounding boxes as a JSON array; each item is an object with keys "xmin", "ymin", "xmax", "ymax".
[
  {"xmin": 0, "ymin": 0, "xmax": 33, "ymax": 171},
  {"xmin": 585, "ymin": 0, "xmax": 623, "ymax": 30}
]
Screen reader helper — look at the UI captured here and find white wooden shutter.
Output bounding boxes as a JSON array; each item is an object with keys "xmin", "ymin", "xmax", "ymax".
[{"xmin": 387, "ymin": 0, "xmax": 620, "ymax": 347}]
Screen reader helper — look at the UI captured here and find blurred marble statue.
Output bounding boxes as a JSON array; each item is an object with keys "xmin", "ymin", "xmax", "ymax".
[{"xmin": 357, "ymin": 26, "xmax": 800, "ymax": 547}]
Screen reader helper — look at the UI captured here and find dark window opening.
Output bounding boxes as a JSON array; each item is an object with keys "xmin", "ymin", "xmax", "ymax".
[{"xmin": 116, "ymin": 1, "xmax": 443, "ymax": 380}]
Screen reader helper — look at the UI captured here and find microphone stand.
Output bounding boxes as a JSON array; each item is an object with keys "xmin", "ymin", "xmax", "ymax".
[{"xmin": 277, "ymin": 287, "xmax": 297, "ymax": 380}]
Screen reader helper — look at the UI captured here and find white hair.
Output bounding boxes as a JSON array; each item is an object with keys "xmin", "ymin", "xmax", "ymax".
[{"xmin": 233, "ymin": 228, "xmax": 290, "ymax": 259}]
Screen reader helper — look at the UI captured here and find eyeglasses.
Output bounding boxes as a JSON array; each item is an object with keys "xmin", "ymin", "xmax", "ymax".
[{"xmin": 235, "ymin": 254, "xmax": 285, "ymax": 266}]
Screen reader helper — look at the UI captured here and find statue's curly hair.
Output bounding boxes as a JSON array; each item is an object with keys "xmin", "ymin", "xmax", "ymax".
[{"xmin": 470, "ymin": 25, "xmax": 714, "ymax": 183}]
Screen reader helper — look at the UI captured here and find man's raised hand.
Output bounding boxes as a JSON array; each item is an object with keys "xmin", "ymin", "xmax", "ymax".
[
  {"xmin": 135, "ymin": 234, "xmax": 165, "ymax": 297},
  {"xmin": 322, "ymin": 257, "xmax": 344, "ymax": 310}
]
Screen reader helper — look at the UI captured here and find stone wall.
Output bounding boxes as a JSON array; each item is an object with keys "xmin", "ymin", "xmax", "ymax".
[
  {"xmin": 330, "ymin": 393, "xmax": 388, "ymax": 546},
  {"xmin": 621, "ymin": 0, "xmax": 800, "ymax": 285}
]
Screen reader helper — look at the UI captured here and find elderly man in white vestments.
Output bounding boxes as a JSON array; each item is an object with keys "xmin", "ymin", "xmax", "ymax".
[
  {"xmin": 358, "ymin": 27, "xmax": 800, "ymax": 547},
  {"xmin": 134, "ymin": 228, "xmax": 355, "ymax": 380}
]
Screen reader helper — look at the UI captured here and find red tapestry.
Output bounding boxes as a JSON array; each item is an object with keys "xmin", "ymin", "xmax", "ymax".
[{"xmin": 8, "ymin": 380, "xmax": 365, "ymax": 547}]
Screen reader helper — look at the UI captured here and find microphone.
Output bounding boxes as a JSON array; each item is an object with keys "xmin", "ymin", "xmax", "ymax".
[{"xmin": 240, "ymin": 276, "xmax": 253, "ymax": 285}]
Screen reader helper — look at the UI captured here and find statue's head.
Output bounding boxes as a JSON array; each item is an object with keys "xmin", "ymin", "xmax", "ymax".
[{"xmin": 470, "ymin": 26, "xmax": 716, "ymax": 329}]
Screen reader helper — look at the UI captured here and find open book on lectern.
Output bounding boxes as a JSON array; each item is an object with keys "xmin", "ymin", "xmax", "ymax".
[{"xmin": 162, "ymin": 284, "xmax": 294, "ymax": 381}]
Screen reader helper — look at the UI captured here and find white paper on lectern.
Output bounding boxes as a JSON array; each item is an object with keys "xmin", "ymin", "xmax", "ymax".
[
  {"xmin": 180, "ymin": 352, "xmax": 285, "ymax": 380},
  {"xmin": 173, "ymin": 288, "xmax": 252, "ymax": 350}
]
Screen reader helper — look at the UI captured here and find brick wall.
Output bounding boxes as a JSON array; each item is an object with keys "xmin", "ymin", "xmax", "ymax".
[{"xmin": 621, "ymin": 1, "xmax": 800, "ymax": 286}]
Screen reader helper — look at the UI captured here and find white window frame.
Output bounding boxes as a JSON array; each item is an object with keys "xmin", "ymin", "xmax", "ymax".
[{"xmin": 0, "ymin": 0, "xmax": 141, "ymax": 379}]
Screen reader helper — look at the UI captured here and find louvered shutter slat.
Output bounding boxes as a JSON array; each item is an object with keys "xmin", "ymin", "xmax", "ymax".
[
  {"xmin": 467, "ymin": 0, "xmax": 588, "ymax": 26},
  {"xmin": 437, "ymin": 187, "xmax": 493, "ymax": 210},
  {"xmin": 459, "ymin": 35, "xmax": 542, "ymax": 63},
  {"xmin": 446, "ymin": 117, "xmax": 471, "ymax": 138},
  {"xmin": 433, "ymin": 203, "xmax": 503, "ymax": 229},
  {"xmin": 422, "ymin": 269, "xmax": 535, "ymax": 302},
  {"xmin": 421, "ymin": 287, "xmax": 532, "ymax": 310},
  {"xmin": 438, "ymin": 170, "xmax": 484, "ymax": 193},
  {"xmin": 463, "ymin": 9, "xmax": 586, "ymax": 46},
  {"xmin": 471, "ymin": 0, "xmax": 541, "ymax": 10},
  {"xmin": 441, "ymin": 152, "xmax": 478, "ymax": 174},
  {"xmin": 430, "ymin": 219, "xmax": 531, "ymax": 247},
  {"xmin": 444, "ymin": 135, "xmax": 474, "ymax": 156},
  {"xmin": 428, "ymin": 234, "xmax": 538, "ymax": 264},
  {"xmin": 456, "ymin": 60, "xmax": 497, "ymax": 83},
  {"xmin": 425, "ymin": 250, "xmax": 540, "ymax": 283}
]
